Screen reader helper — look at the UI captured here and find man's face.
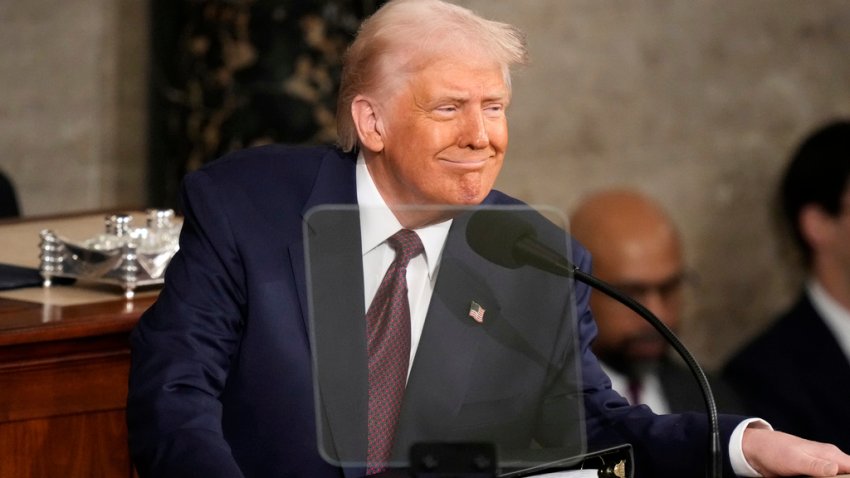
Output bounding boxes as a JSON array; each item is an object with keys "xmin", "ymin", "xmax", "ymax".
[
  {"xmin": 818, "ymin": 188, "xmax": 850, "ymax": 296},
  {"xmin": 364, "ymin": 56, "xmax": 510, "ymax": 225},
  {"xmin": 590, "ymin": 231, "xmax": 685, "ymax": 374}
]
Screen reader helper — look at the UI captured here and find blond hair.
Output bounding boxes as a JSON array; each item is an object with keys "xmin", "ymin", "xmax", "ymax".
[{"xmin": 336, "ymin": 0, "xmax": 529, "ymax": 152}]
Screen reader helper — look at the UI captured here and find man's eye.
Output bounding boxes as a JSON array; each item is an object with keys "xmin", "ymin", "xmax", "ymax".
[
  {"xmin": 484, "ymin": 104, "xmax": 504, "ymax": 115},
  {"xmin": 436, "ymin": 105, "xmax": 457, "ymax": 113}
]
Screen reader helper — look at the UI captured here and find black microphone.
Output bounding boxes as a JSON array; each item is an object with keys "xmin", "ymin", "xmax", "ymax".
[
  {"xmin": 465, "ymin": 209, "xmax": 722, "ymax": 478},
  {"xmin": 466, "ymin": 209, "xmax": 579, "ymax": 275}
]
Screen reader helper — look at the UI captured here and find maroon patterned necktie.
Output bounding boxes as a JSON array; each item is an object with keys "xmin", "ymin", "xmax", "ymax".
[
  {"xmin": 365, "ymin": 229, "xmax": 424, "ymax": 475},
  {"xmin": 628, "ymin": 378, "xmax": 643, "ymax": 405}
]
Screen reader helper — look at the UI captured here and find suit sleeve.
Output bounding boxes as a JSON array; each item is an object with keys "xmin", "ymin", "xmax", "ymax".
[
  {"xmin": 127, "ymin": 169, "xmax": 248, "ymax": 478},
  {"xmin": 570, "ymin": 241, "xmax": 748, "ymax": 478}
]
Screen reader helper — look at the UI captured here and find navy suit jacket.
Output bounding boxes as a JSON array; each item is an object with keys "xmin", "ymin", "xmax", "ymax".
[
  {"xmin": 723, "ymin": 293, "xmax": 850, "ymax": 452},
  {"xmin": 128, "ymin": 145, "xmax": 744, "ymax": 478}
]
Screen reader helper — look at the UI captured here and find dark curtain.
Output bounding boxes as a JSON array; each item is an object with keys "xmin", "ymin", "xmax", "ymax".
[{"xmin": 148, "ymin": 0, "xmax": 382, "ymax": 209}]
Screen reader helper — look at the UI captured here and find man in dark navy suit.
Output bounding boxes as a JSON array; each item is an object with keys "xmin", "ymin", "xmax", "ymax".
[
  {"xmin": 127, "ymin": 1, "xmax": 850, "ymax": 477},
  {"xmin": 724, "ymin": 120, "xmax": 850, "ymax": 453}
]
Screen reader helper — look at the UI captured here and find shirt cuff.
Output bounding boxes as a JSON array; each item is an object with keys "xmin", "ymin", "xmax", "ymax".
[{"xmin": 729, "ymin": 418, "xmax": 773, "ymax": 477}]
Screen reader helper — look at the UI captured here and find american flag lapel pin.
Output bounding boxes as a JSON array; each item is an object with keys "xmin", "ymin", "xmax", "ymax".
[{"xmin": 468, "ymin": 301, "xmax": 485, "ymax": 323}]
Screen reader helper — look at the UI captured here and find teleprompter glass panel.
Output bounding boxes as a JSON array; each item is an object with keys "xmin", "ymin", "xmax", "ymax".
[{"xmin": 304, "ymin": 204, "xmax": 587, "ymax": 475}]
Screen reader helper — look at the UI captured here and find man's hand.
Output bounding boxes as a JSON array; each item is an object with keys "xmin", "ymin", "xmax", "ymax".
[{"xmin": 743, "ymin": 426, "xmax": 850, "ymax": 477}]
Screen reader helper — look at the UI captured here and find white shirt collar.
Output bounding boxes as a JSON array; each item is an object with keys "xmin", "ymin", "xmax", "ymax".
[
  {"xmin": 807, "ymin": 278, "xmax": 850, "ymax": 360},
  {"xmin": 355, "ymin": 154, "xmax": 451, "ymax": 279}
]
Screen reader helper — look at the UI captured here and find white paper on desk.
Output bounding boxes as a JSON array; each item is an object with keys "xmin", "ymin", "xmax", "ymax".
[{"xmin": 522, "ymin": 470, "xmax": 599, "ymax": 477}]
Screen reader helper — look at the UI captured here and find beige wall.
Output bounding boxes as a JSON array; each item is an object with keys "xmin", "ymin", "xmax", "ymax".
[
  {"xmin": 1, "ymin": 0, "xmax": 849, "ymax": 367},
  {"xmin": 0, "ymin": 0, "xmax": 148, "ymax": 216},
  {"xmin": 458, "ymin": 0, "xmax": 850, "ymax": 367}
]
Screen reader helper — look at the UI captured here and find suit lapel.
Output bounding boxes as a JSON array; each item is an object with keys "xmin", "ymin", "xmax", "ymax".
[
  {"xmin": 290, "ymin": 149, "xmax": 358, "ymax": 335},
  {"xmin": 305, "ymin": 206, "xmax": 369, "ymax": 467},
  {"xmin": 285, "ymin": 150, "xmax": 368, "ymax": 468}
]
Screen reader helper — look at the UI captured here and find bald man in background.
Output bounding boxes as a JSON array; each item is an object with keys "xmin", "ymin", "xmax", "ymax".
[{"xmin": 570, "ymin": 189, "xmax": 743, "ymax": 414}]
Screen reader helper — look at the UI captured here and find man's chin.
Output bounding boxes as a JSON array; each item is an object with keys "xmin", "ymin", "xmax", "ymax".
[
  {"xmin": 455, "ymin": 171, "xmax": 498, "ymax": 204},
  {"xmin": 600, "ymin": 349, "xmax": 665, "ymax": 378},
  {"xmin": 624, "ymin": 349, "xmax": 662, "ymax": 362},
  {"xmin": 624, "ymin": 341, "xmax": 667, "ymax": 361}
]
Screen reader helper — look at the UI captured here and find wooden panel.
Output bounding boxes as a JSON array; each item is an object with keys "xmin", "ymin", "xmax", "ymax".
[
  {"xmin": 0, "ymin": 213, "xmax": 156, "ymax": 477},
  {"xmin": 0, "ymin": 345, "xmax": 129, "ymax": 422},
  {"xmin": 0, "ymin": 294, "xmax": 151, "ymax": 478},
  {"xmin": 0, "ymin": 410, "xmax": 132, "ymax": 478}
]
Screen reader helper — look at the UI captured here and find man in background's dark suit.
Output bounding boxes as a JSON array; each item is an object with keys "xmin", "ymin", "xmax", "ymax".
[
  {"xmin": 126, "ymin": 1, "xmax": 850, "ymax": 477},
  {"xmin": 724, "ymin": 120, "xmax": 850, "ymax": 453}
]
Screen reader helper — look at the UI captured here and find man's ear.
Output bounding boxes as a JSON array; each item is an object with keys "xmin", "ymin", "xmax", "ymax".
[
  {"xmin": 800, "ymin": 204, "xmax": 835, "ymax": 250},
  {"xmin": 351, "ymin": 95, "xmax": 385, "ymax": 153}
]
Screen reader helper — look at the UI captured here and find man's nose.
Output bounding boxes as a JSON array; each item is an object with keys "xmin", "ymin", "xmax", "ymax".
[
  {"xmin": 635, "ymin": 290, "xmax": 680, "ymax": 327},
  {"xmin": 459, "ymin": 110, "xmax": 489, "ymax": 149}
]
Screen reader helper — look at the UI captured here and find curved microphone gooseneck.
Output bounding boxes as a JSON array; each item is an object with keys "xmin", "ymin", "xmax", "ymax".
[{"xmin": 466, "ymin": 209, "xmax": 722, "ymax": 478}]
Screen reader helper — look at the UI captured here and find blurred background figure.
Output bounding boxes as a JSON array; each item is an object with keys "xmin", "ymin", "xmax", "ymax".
[
  {"xmin": 723, "ymin": 120, "xmax": 850, "ymax": 452},
  {"xmin": 0, "ymin": 171, "xmax": 20, "ymax": 219},
  {"xmin": 571, "ymin": 189, "xmax": 742, "ymax": 414}
]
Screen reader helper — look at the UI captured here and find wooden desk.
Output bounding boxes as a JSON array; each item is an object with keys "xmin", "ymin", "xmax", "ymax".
[
  {"xmin": 0, "ymin": 294, "xmax": 154, "ymax": 478},
  {"xmin": 0, "ymin": 212, "xmax": 156, "ymax": 477}
]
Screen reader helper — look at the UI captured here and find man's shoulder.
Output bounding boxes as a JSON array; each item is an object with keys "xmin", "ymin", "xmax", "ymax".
[
  {"xmin": 724, "ymin": 293, "xmax": 819, "ymax": 370},
  {"xmin": 483, "ymin": 190, "xmax": 590, "ymax": 264},
  {"xmin": 196, "ymin": 144, "xmax": 353, "ymax": 177},
  {"xmin": 178, "ymin": 144, "xmax": 357, "ymax": 217},
  {"xmin": 483, "ymin": 189, "xmax": 524, "ymax": 206},
  {"xmin": 747, "ymin": 295, "xmax": 819, "ymax": 349}
]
